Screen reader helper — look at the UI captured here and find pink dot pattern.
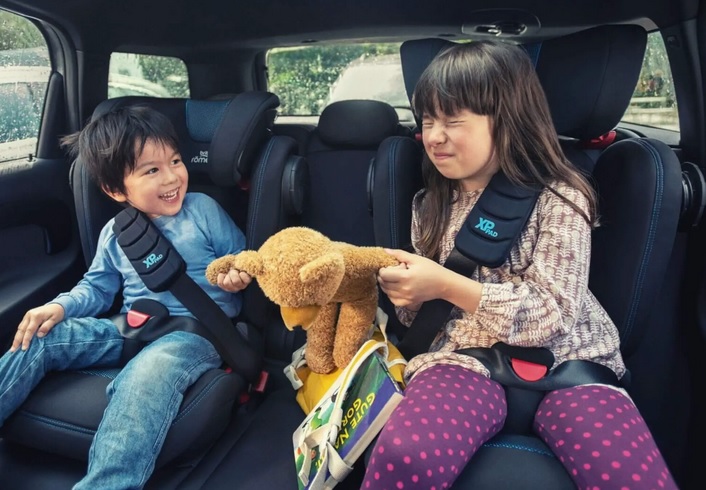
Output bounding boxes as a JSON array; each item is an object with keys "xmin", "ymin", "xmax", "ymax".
[
  {"xmin": 361, "ymin": 365, "xmax": 678, "ymax": 490},
  {"xmin": 534, "ymin": 385, "xmax": 677, "ymax": 490},
  {"xmin": 362, "ymin": 364, "xmax": 506, "ymax": 489}
]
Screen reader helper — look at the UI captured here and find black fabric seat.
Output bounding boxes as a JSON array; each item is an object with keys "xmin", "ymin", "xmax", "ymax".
[
  {"xmin": 0, "ymin": 91, "xmax": 294, "ymax": 469},
  {"xmin": 302, "ymin": 99, "xmax": 414, "ymax": 245},
  {"xmin": 397, "ymin": 26, "xmax": 687, "ymax": 489},
  {"xmin": 244, "ymin": 98, "xmax": 421, "ymax": 370},
  {"xmin": 175, "ymin": 98, "xmax": 423, "ymax": 489}
]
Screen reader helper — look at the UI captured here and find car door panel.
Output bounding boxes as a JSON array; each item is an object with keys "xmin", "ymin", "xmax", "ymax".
[{"xmin": 0, "ymin": 156, "xmax": 83, "ymax": 348}]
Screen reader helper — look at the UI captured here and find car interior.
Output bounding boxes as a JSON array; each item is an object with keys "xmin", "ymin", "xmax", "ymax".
[{"xmin": 0, "ymin": 1, "xmax": 703, "ymax": 489}]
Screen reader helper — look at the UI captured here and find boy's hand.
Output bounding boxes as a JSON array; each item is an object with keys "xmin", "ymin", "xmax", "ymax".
[
  {"xmin": 217, "ymin": 269, "xmax": 252, "ymax": 292},
  {"xmin": 11, "ymin": 303, "xmax": 65, "ymax": 352}
]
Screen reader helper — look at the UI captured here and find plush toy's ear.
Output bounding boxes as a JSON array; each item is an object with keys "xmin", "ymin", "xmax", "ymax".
[
  {"xmin": 299, "ymin": 253, "xmax": 345, "ymax": 286},
  {"xmin": 231, "ymin": 250, "xmax": 264, "ymax": 277}
]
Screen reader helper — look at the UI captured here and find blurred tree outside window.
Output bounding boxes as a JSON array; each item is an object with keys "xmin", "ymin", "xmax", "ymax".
[
  {"xmin": 622, "ymin": 31, "xmax": 679, "ymax": 131},
  {"xmin": 109, "ymin": 53, "xmax": 189, "ymax": 99},
  {"xmin": 267, "ymin": 43, "xmax": 406, "ymax": 118},
  {"xmin": 0, "ymin": 10, "xmax": 49, "ymax": 163},
  {"xmin": 270, "ymin": 35, "xmax": 679, "ymax": 133}
]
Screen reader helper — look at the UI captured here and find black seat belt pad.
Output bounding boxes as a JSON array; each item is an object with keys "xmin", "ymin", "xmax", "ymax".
[
  {"xmin": 113, "ymin": 207, "xmax": 260, "ymax": 381},
  {"xmin": 114, "ymin": 207, "xmax": 185, "ymax": 292},
  {"xmin": 456, "ymin": 171, "xmax": 541, "ymax": 267},
  {"xmin": 397, "ymin": 172, "xmax": 541, "ymax": 360}
]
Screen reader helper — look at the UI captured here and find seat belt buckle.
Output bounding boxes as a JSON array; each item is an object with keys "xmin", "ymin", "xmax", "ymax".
[
  {"xmin": 238, "ymin": 370, "xmax": 269, "ymax": 405},
  {"xmin": 511, "ymin": 358, "xmax": 548, "ymax": 382},
  {"xmin": 127, "ymin": 310, "xmax": 151, "ymax": 328}
]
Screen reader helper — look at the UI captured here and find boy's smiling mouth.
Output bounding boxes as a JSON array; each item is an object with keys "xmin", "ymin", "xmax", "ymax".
[{"xmin": 160, "ymin": 188, "xmax": 180, "ymax": 202}]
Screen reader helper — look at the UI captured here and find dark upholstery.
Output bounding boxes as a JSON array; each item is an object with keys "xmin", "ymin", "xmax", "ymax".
[
  {"xmin": 182, "ymin": 97, "xmax": 425, "ymax": 490},
  {"xmin": 367, "ymin": 135, "xmax": 423, "ymax": 249},
  {"xmin": 0, "ymin": 92, "xmax": 285, "ymax": 468},
  {"xmin": 398, "ymin": 26, "xmax": 684, "ymax": 489},
  {"xmin": 302, "ymin": 99, "xmax": 413, "ymax": 246},
  {"xmin": 243, "ymin": 98, "xmax": 421, "ymax": 364},
  {"xmin": 536, "ymin": 25, "xmax": 648, "ymax": 141}
]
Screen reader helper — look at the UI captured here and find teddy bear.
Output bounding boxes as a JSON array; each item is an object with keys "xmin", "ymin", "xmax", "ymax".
[{"xmin": 205, "ymin": 226, "xmax": 399, "ymax": 374}]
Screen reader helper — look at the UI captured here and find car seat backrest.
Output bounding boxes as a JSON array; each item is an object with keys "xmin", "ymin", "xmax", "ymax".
[
  {"xmin": 396, "ymin": 27, "xmax": 691, "ymax": 487},
  {"xmin": 243, "ymin": 98, "xmax": 421, "ymax": 364},
  {"xmin": 398, "ymin": 27, "xmax": 683, "ymax": 356},
  {"xmin": 536, "ymin": 25, "xmax": 649, "ymax": 174},
  {"xmin": 302, "ymin": 99, "xmax": 411, "ymax": 245},
  {"xmin": 70, "ymin": 92, "xmax": 280, "ymax": 267},
  {"xmin": 535, "ymin": 25, "xmax": 684, "ymax": 356}
]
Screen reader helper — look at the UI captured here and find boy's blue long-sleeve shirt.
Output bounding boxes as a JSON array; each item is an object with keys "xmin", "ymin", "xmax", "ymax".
[{"xmin": 52, "ymin": 192, "xmax": 246, "ymax": 319}]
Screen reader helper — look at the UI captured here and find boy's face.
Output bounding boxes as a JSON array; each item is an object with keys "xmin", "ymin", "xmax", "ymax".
[{"xmin": 106, "ymin": 139, "xmax": 188, "ymax": 218}]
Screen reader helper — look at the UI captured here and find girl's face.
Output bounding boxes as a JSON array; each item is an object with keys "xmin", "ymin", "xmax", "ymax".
[
  {"xmin": 106, "ymin": 139, "xmax": 188, "ymax": 218},
  {"xmin": 421, "ymin": 109, "xmax": 498, "ymax": 192}
]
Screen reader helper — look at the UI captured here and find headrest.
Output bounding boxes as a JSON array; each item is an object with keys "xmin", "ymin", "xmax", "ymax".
[
  {"xmin": 91, "ymin": 91, "xmax": 279, "ymax": 186},
  {"xmin": 400, "ymin": 38, "xmax": 455, "ymax": 106},
  {"xmin": 317, "ymin": 100, "xmax": 399, "ymax": 148},
  {"xmin": 399, "ymin": 38, "xmax": 539, "ymax": 126},
  {"xmin": 536, "ymin": 25, "xmax": 647, "ymax": 140},
  {"xmin": 399, "ymin": 25, "xmax": 647, "ymax": 141},
  {"xmin": 208, "ymin": 91, "xmax": 279, "ymax": 185}
]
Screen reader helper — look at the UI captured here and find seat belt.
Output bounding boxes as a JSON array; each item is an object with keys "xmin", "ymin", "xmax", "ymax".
[
  {"xmin": 113, "ymin": 206, "xmax": 261, "ymax": 382},
  {"xmin": 397, "ymin": 171, "xmax": 541, "ymax": 359}
]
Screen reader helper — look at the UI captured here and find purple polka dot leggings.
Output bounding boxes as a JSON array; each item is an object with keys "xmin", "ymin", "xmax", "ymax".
[{"xmin": 361, "ymin": 364, "xmax": 677, "ymax": 490}]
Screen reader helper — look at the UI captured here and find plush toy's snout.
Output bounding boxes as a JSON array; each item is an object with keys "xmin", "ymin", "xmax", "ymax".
[{"xmin": 280, "ymin": 305, "xmax": 322, "ymax": 330}]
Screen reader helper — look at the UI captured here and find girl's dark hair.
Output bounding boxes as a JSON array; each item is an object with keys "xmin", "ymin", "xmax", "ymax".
[
  {"xmin": 61, "ymin": 105, "xmax": 180, "ymax": 195},
  {"xmin": 412, "ymin": 40, "xmax": 597, "ymax": 260}
]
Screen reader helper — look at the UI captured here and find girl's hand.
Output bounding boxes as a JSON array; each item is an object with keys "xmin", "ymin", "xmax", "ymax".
[
  {"xmin": 11, "ymin": 303, "xmax": 65, "ymax": 352},
  {"xmin": 217, "ymin": 269, "xmax": 252, "ymax": 292},
  {"xmin": 377, "ymin": 249, "xmax": 451, "ymax": 308}
]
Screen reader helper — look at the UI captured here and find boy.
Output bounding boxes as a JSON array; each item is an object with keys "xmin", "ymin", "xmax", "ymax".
[{"xmin": 0, "ymin": 105, "xmax": 250, "ymax": 489}]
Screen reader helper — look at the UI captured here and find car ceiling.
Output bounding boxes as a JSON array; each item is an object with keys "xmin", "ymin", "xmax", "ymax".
[{"xmin": 0, "ymin": 0, "xmax": 699, "ymax": 54}]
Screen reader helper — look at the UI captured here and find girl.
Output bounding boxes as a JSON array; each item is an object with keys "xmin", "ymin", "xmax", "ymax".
[{"xmin": 364, "ymin": 41, "xmax": 677, "ymax": 490}]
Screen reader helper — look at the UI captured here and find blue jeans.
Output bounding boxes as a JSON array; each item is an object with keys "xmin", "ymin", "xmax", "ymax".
[{"xmin": 0, "ymin": 316, "xmax": 221, "ymax": 490}]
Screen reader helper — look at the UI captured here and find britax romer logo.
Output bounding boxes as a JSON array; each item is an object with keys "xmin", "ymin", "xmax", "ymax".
[
  {"xmin": 143, "ymin": 253, "xmax": 164, "ymax": 269},
  {"xmin": 191, "ymin": 150, "xmax": 208, "ymax": 164},
  {"xmin": 475, "ymin": 217, "xmax": 498, "ymax": 237}
]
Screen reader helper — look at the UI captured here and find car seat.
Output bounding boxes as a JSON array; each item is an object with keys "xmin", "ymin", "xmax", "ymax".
[
  {"xmin": 396, "ymin": 25, "xmax": 689, "ymax": 488},
  {"xmin": 244, "ymin": 98, "xmax": 421, "ymax": 373},
  {"xmin": 0, "ymin": 91, "xmax": 294, "ymax": 470},
  {"xmin": 173, "ymin": 98, "xmax": 423, "ymax": 489}
]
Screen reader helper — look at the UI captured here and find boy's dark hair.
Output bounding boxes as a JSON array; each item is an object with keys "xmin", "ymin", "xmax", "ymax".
[{"xmin": 61, "ymin": 105, "xmax": 180, "ymax": 195}]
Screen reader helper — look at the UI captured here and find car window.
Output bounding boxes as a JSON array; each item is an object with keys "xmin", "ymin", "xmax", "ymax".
[
  {"xmin": 0, "ymin": 10, "xmax": 49, "ymax": 164},
  {"xmin": 622, "ymin": 31, "xmax": 678, "ymax": 132},
  {"xmin": 267, "ymin": 43, "xmax": 411, "ymax": 122},
  {"xmin": 109, "ymin": 53, "xmax": 190, "ymax": 98}
]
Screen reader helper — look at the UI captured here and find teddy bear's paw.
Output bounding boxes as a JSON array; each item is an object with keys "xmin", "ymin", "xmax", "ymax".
[
  {"xmin": 205, "ymin": 256, "xmax": 237, "ymax": 284},
  {"xmin": 306, "ymin": 354, "xmax": 337, "ymax": 374},
  {"xmin": 333, "ymin": 348, "xmax": 359, "ymax": 371}
]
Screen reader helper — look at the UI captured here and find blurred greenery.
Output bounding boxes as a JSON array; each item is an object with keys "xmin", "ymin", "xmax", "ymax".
[
  {"xmin": 634, "ymin": 34, "xmax": 675, "ymax": 105},
  {"xmin": 0, "ymin": 11, "xmax": 682, "ymax": 132},
  {"xmin": 0, "ymin": 11, "xmax": 44, "ymax": 51},
  {"xmin": 268, "ymin": 43, "xmax": 399, "ymax": 115},
  {"xmin": 137, "ymin": 55, "xmax": 190, "ymax": 97}
]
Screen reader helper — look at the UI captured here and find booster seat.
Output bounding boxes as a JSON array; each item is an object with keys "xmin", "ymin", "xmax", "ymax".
[
  {"xmin": 395, "ymin": 25, "xmax": 688, "ymax": 488},
  {"xmin": 0, "ymin": 91, "xmax": 288, "ymax": 468}
]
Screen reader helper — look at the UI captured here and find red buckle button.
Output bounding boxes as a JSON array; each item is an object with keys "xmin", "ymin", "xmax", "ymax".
[
  {"xmin": 127, "ymin": 310, "xmax": 151, "ymax": 328},
  {"xmin": 511, "ymin": 358, "xmax": 548, "ymax": 382}
]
